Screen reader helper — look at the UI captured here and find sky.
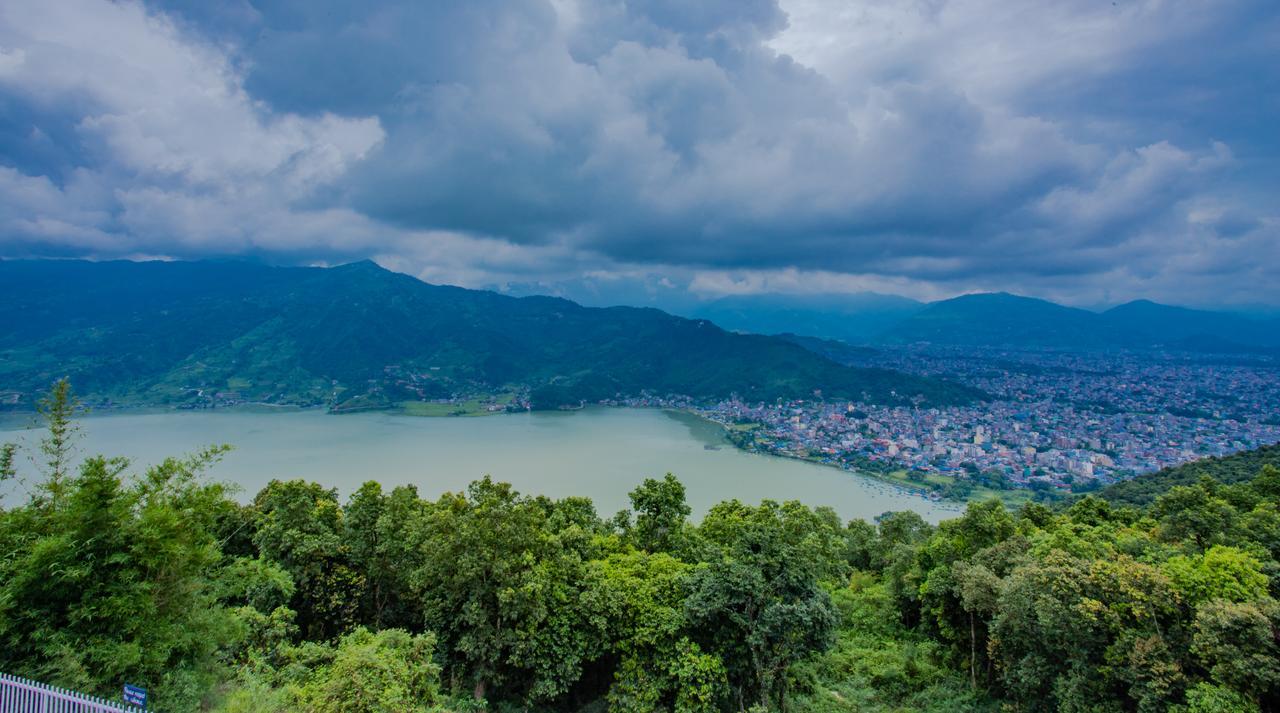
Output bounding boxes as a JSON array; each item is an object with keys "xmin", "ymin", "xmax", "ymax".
[{"xmin": 0, "ymin": 0, "xmax": 1277, "ymax": 309}]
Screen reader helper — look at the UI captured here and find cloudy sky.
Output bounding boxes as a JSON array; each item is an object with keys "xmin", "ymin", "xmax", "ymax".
[{"xmin": 1, "ymin": 0, "xmax": 1276, "ymax": 308}]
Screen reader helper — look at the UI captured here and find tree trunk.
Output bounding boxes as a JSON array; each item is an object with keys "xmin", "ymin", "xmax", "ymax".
[{"xmin": 970, "ymin": 611, "xmax": 977, "ymax": 690}]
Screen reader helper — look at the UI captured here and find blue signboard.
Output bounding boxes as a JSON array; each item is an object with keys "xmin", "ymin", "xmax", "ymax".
[{"xmin": 123, "ymin": 683, "xmax": 147, "ymax": 709}]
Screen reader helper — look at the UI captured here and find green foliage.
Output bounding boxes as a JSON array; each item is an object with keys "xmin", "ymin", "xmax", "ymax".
[
  {"xmin": 213, "ymin": 627, "xmax": 442, "ymax": 713},
  {"xmin": 1174, "ymin": 683, "xmax": 1261, "ymax": 713},
  {"xmin": 1191, "ymin": 598, "xmax": 1280, "ymax": 702},
  {"xmin": 1163, "ymin": 546, "xmax": 1269, "ymax": 605},
  {"xmin": 344, "ymin": 481, "xmax": 427, "ymax": 630},
  {"xmin": 0, "ymin": 441, "xmax": 15, "ymax": 483},
  {"xmin": 253, "ymin": 479, "xmax": 366, "ymax": 640},
  {"xmin": 35, "ymin": 376, "xmax": 82, "ymax": 499},
  {"xmin": 627, "ymin": 473, "xmax": 693, "ymax": 555},
  {"xmin": 297, "ymin": 628, "xmax": 441, "ymax": 713},
  {"xmin": 688, "ymin": 500, "xmax": 840, "ymax": 709},
  {"xmin": 410, "ymin": 476, "xmax": 609, "ymax": 704},
  {"xmin": 0, "ymin": 438, "xmax": 241, "ymax": 709},
  {"xmin": 1098, "ymin": 444, "xmax": 1280, "ymax": 507}
]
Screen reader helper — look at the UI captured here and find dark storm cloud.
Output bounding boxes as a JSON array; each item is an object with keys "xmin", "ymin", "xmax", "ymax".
[{"xmin": 0, "ymin": 0, "xmax": 1277, "ymax": 306}]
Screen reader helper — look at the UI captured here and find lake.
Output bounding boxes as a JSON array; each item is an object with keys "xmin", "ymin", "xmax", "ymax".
[{"xmin": 0, "ymin": 407, "xmax": 961, "ymax": 522}]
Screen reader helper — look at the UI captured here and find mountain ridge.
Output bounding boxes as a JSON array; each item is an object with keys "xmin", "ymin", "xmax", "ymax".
[
  {"xmin": 861, "ymin": 291, "xmax": 1280, "ymax": 351},
  {"xmin": 0, "ymin": 259, "xmax": 981, "ymax": 410}
]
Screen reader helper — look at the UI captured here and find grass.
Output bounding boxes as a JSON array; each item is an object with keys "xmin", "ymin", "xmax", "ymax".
[
  {"xmin": 788, "ymin": 453, "xmax": 1039, "ymax": 508},
  {"xmin": 397, "ymin": 394, "xmax": 516, "ymax": 417},
  {"xmin": 877, "ymin": 468, "xmax": 1037, "ymax": 507}
]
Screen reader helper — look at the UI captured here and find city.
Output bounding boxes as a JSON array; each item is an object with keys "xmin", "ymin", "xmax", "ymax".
[{"xmin": 625, "ymin": 346, "xmax": 1280, "ymax": 498}]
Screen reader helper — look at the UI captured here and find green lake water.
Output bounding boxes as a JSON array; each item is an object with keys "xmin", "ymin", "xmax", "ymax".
[{"xmin": 0, "ymin": 407, "xmax": 960, "ymax": 522}]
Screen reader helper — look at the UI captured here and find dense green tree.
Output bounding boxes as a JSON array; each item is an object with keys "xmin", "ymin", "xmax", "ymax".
[
  {"xmin": 214, "ymin": 627, "xmax": 441, "ymax": 713},
  {"xmin": 0, "ymin": 452, "xmax": 240, "ymax": 709},
  {"xmin": 843, "ymin": 518, "xmax": 878, "ymax": 570},
  {"xmin": 1163, "ymin": 546, "xmax": 1270, "ymax": 605},
  {"xmin": 1176, "ymin": 683, "xmax": 1261, "ymax": 713},
  {"xmin": 597, "ymin": 550, "xmax": 727, "ymax": 712},
  {"xmin": 343, "ymin": 481, "xmax": 427, "ymax": 629},
  {"xmin": 628, "ymin": 473, "xmax": 693, "ymax": 555},
  {"xmin": 216, "ymin": 556, "xmax": 296, "ymax": 614},
  {"xmin": 411, "ymin": 476, "xmax": 608, "ymax": 704},
  {"xmin": 253, "ymin": 479, "xmax": 366, "ymax": 640},
  {"xmin": 1191, "ymin": 598, "xmax": 1280, "ymax": 704},
  {"xmin": 1153, "ymin": 481, "xmax": 1238, "ymax": 551},
  {"xmin": 990, "ymin": 551, "xmax": 1183, "ymax": 711},
  {"xmin": 688, "ymin": 500, "xmax": 839, "ymax": 711},
  {"xmin": 299, "ymin": 628, "xmax": 441, "ymax": 713}
]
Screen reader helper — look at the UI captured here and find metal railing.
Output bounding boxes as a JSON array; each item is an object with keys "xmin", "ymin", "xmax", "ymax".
[{"xmin": 0, "ymin": 672, "xmax": 146, "ymax": 713}]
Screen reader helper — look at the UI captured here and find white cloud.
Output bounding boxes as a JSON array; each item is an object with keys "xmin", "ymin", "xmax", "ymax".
[{"xmin": 0, "ymin": 0, "xmax": 384, "ymax": 254}]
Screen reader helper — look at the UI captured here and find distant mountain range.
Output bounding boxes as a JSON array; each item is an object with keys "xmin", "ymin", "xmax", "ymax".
[
  {"xmin": 0, "ymin": 260, "xmax": 980, "ymax": 411},
  {"xmin": 688, "ymin": 293, "xmax": 926, "ymax": 344},
  {"xmin": 683, "ymin": 291, "xmax": 1280, "ymax": 352},
  {"xmin": 879, "ymin": 293, "xmax": 1280, "ymax": 351}
]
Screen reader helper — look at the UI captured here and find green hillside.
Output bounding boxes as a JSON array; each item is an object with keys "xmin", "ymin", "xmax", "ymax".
[
  {"xmin": 0, "ymin": 259, "xmax": 981, "ymax": 410},
  {"xmin": 1097, "ymin": 443, "xmax": 1280, "ymax": 507}
]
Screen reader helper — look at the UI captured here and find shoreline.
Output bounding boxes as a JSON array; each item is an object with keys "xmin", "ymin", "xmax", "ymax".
[{"xmin": 665, "ymin": 406, "xmax": 971, "ymax": 510}]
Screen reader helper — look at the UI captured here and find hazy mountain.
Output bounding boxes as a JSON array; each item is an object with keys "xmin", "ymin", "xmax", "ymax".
[
  {"xmin": 686, "ymin": 293, "xmax": 925, "ymax": 343},
  {"xmin": 1098, "ymin": 299, "xmax": 1280, "ymax": 349},
  {"xmin": 0, "ymin": 260, "xmax": 981, "ymax": 410},
  {"xmin": 877, "ymin": 293, "xmax": 1113, "ymax": 347},
  {"xmin": 837, "ymin": 292, "xmax": 1280, "ymax": 352}
]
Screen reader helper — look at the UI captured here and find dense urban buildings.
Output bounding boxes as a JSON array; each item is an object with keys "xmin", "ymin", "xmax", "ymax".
[{"xmin": 626, "ymin": 347, "xmax": 1280, "ymax": 496}]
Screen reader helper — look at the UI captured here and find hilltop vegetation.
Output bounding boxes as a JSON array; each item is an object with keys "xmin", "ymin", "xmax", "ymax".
[
  {"xmin": 0, "ymin": 259, "xmax": 979, "ymax": 411},
  {"xmin": 1097, "ymin": 443, "xmax": 1280, "ymax": 507},
  {"xmin": 2, "ymin": 382, "xmax": 1279, "ymax": 712}
]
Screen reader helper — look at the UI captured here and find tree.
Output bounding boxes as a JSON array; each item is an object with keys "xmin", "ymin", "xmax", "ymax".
[
  {"xmin": 299, "ymin": 628, "xmax": 441, "ymax": 713},
  {"xmin": 36, "ymin": 377, "xmax": 83, "ymax": 502},
  {"xmin": 629, "ymin": 473, "xmax": 693, "ymax": 555},
  {"xmin": 1251, "ymin": 465, "xmax": 1280, "ymax": 501},
  {"xmin": 1191, "ymin": 599, "xmax": 1280, "ymax": 703},
  {"xmin": 1153, "ymin": 482, "xmax": 1238, "ymax": 551},
  {"xmin": 687, "ymin": 500, "xmax": 839, "ymax": 711},
  {"xmin": 1163, "ymin": 546, "xmax": 1269, "ymax": 606},
  {"xmin": 411, "ymin": 477, "xmax": 607, "ymax": 704},
  {"xmin": 910, "ymin": 500, "xmax": 1017, "ymax": 680},
  {"xmin": 843, "ymin": 518, "xmax": 879, "ymax": 571},
  {"xmin": 1176, "ymin": 682, "xmax": 1262, "ymax": 713},
  {"xmin": 598, "ymin": 550, "xmax": 726, "ymax": 712},
  {"xmin": 345, "ymin": 482, "xmax": 427, "ymax": 630},
  {"xmin": 253, "ymin": 480, "xmax": 365, "ymax": 640},
  {"xmin": 0, "ymin": 454, "xmax": 241, "ymax": 710},
  {"xmin": 0, "ymin": 442, "xmax": 15, "ymax": 484},
  {"xmin": 951, "ymin": 561, "xmax": 1000, "ymax": 690},
  {"xmin": 876, "ymin": 510, "xmax": 932, "ymax": 555},
  {"xmin": 989, "ymin": 551, "xmax": 1182, "ymax": 711}
]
